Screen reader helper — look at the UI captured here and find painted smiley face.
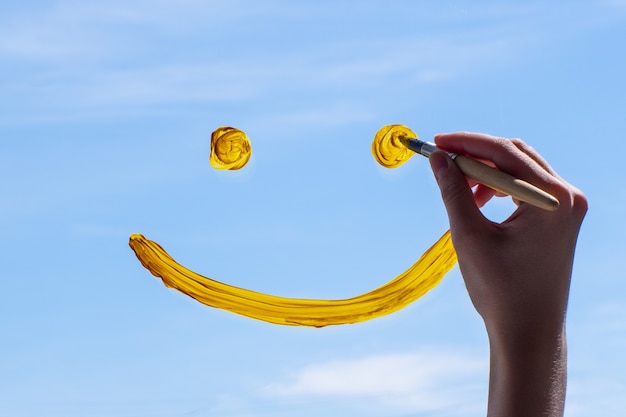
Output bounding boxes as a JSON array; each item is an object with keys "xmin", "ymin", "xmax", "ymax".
[{"xmin": 128, "ymin": 125, "xmax": 457, "ymax": 328}]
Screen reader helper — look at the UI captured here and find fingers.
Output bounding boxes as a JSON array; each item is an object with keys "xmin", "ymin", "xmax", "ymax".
[
  {"xmin": 429, "ymin": 151, "xmax": 486, "ymax": 235},
  {"xmin": 473, "ymin": 184, "xmax": 498, "ymax": 208},
  {"xmin": 509, "ymin": 138, "xmax": 558, "ymax": 177},
  {"xmin": 434, "ymin": 132, "xmax": 564, "ymax": 204}
]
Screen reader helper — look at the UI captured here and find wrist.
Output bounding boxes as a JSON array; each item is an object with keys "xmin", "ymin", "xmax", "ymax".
[{"xmin": 486, "ymin": 324, "xmax": 567, "ymax": 417}]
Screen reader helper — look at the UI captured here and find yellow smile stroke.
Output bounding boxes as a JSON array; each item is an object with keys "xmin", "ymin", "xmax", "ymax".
[{"xmin": 128, "ymin": 125, "xmax": 457, "ymax": 327}]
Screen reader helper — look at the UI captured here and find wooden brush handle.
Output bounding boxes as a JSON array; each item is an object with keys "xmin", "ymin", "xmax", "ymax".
[{"xmin": 453, "ymin": 154, "xmax": 559, "ymax": 211}]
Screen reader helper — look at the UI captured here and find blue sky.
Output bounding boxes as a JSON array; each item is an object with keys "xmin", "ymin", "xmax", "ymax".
[{"xmin": 1, "ymin": 1, "xmax": 625, "ymax": 416}]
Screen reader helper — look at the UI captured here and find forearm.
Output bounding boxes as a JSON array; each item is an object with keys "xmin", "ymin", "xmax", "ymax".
[
  {"xmin": 428, "ymin": 133, "xmax": 586, "ymax": 416},
  {"xmin": 486, "ymin": 324, "xmax": 567, "ymax": 417}
]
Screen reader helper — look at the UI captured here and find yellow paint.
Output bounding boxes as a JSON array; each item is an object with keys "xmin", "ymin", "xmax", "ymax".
[
  {"xmin": 371, "ymin": 124, "xmax": 417, "ymax": 168},
  {"xmin": 209, "ymin": 126, "xmax": 251, "ymax": 170},
  {"xmin": 128, "ymin": 124, "xmax": 457, "ymax": 327},
  {"xmin": 129, "ymin": 231, "xmax": 456, "ymax": 327}
]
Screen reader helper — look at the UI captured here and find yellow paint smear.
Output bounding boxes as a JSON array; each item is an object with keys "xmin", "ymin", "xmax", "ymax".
[
  {"xmin": 128, "ymin": 124, "xmax": 457, "ymax": 327},
  {"xmin": 129, "ymin": 231, "xmax": 456, "ymax": 327}
]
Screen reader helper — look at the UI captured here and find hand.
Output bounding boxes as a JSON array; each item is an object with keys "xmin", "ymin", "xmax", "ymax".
[{"xmin": 429, "ymin": 132, "xmax": 587, "ymax": 417}]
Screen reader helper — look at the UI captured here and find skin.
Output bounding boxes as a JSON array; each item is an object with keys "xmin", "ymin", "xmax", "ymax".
[{"xmin": 428, "ymin": 132, "xmax": 588, "ymax": 417}]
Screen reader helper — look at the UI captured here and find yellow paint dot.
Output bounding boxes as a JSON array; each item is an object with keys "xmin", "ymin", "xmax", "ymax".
[
  {"xmin": 372, "ymin": 124, "xmax": 417, "ymax": 168},
  {"xmin": 209, "ymin": 126, "xmax": 252, "ymax": 170}
]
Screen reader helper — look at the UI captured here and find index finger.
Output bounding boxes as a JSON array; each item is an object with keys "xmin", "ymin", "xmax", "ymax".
[{"xmin": 434, "ymin": 132, "xmax": 563, "ymax": 199}]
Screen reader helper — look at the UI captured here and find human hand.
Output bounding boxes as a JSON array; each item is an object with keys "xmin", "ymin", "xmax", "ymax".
[{"xmin": 429, "ymin": 132, "xmax": 587, "ymax": 416}]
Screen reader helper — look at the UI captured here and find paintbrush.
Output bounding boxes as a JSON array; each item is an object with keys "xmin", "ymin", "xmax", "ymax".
[{"xmin": 398, "ymin": 136, "xmax": 559, "ymax": 211}]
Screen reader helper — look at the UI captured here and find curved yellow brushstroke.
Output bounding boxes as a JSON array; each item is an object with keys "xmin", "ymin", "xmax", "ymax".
[
  {"xmin": 129, "ymin": 232, "xmax": 457, "ymax": 327},
  {"xmin": 129, "ymin": 124, "xmax": 458, "ymax": 327},
  {"xmin": 371, "ymin": 124, "xmax": 417, "ymax": 168},
  {"xmin": 209, "ymin": 126, "xmax": 251, "ymax": 170}
]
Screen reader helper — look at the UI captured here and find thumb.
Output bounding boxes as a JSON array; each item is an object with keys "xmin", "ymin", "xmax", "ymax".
[{"xmin": 429, "ymin": 151, "xmax": 484, "ymax": 234}]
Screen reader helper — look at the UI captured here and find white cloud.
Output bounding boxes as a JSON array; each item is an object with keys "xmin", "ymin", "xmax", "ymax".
[
  {"xmin": 0, "ymin": 32, "xmax": 514, "ymax": 126},
  {"xmin": 0, "ymin": 1, "xmax": 534, "ymax": 125},
  {"xmin": 0, "ymin": 1, "xmax": 273, "ymax": 60},
  {"xmin": 263, "ymin": 349, "xmax": 487, "ymax": 415}
]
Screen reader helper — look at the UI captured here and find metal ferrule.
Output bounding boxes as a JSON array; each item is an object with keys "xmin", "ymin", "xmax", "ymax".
[
  {"xmin": 418, "ymin": 141, "xmax": 438, "ymax": 157},
  {"xmin": 403, "ymin": 137, "xmax": 458, "ymax": 159},
  {"xmin": 402, "ymin": 137, "xmax": 437, "ymax": 157}
]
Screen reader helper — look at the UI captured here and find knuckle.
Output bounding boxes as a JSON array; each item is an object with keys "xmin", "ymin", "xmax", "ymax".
[
  {"xmin": 497, "ymin": 137, "xmax": 524, "ymax": 156},
  {"xmin": 571, "ymin": 188, "xmax": 589, "ymax": 218},
  {"xmin": 510, "ymin": 137, "xmax": 535, "ymax": 154},
  {"xmin": 556, "ymin": 183, "xmax": 588, "ymax": 219},
  {"xmin": 510, "ymin": 137, "xmax": 524, "ymax": 146}
]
